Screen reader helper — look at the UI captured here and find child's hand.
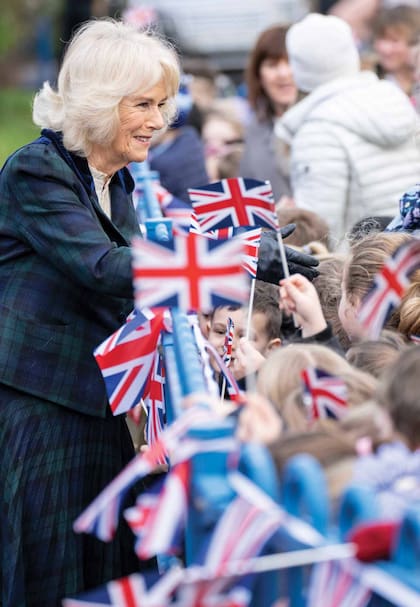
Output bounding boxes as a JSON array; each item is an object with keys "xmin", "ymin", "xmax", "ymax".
[
  {"xmin": 231, "ymin": 337, "xmax": 266, "ymax": 380},
  {"xmin": 279, "ymin": 273, "xmax": 327, "ymax": 338},
  {"xmin": 236, "ymin": 393, "xmax": 283, "ymax": 445}
]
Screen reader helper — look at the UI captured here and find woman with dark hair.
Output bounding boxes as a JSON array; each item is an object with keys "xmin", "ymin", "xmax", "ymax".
[{"xmin": 239, "ymin": 24, "xmax": 297, "ymax": 203}]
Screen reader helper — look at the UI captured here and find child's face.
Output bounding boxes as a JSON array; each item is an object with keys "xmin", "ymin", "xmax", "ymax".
[
  {"xmin": 338, "ymin": 269, "xmax": 363, "ymax": 341},
  {"xmin": 249, "ymin": 311, "xmax": 271, "ymax": 356},
  {"xmin": 208, "ymin": 307, "xmax": 247, "ymax": 365}
]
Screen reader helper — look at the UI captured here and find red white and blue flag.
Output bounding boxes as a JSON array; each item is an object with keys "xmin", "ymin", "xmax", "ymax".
[
  {"xmin": 204, "ymin": 474, "xmax": 285, "ymax": 571},
  {"xmin": 143, "ymin": 351, "xmax": 166, "ymax": 462},
  {"xmin": 357, "ymin": 238, "xmax": 420, "ymax": 339},
  {"xmin": 190, "ymin": 221, "xmax": 262, "ymax": 280},
  {"xmin": 239, "ymin": 228, "xmax": 262, "ymax": 279},
  {"xmin": 154, "ymin": 182, "xmax": 193, "ymax": 232},
  {"xmin": 132, "ymin": 233, "xmax": 249, "ymax": 313},
  {"xmin": 188, "ymin": 178, "xmax": 278, "ymax": 232},
  {"xmin": 205, "ymin": 341, "xmax": 244, "ymax": 403},
  {"xmin": 62, "ymin": 567, "xmax": 183, "ymax": 606},
  {"xmin": 301, "ymin": 367, "xmax": 348, "ymax": 421},
  {"xmin": 73, "ymin": 406, "xmax": 230, "ymax": 541},
  {"xmin": 94, "ymin": 308, "xmax": 165, "ymax": 416},
  {"xmin": 307, "ymin": 560, "xmax": 371, "ymax": 607},
  {"xmin": 124, "ymin": 460, "xmax": 190, "ymax": 559},
  {"xmin": 223, "ymin": 317, "xmax": 234, "ymax": 367}
]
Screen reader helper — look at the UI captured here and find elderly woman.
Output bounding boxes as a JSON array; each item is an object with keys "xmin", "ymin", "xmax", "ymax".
[{"xmin": 0, "ymin": 19, "xmax": 180, "ymax": 606}]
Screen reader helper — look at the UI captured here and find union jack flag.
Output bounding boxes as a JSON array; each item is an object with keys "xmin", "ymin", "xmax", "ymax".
[
  {"xmin": 223, "ymin": 317, "xmax": 234, "ymax": 366},
  {"xmin": 301, "ymin": 367, "xmax": 348, "ymax": 421},
  {"xmin": 124, "ymin": 460, "xmax": 190, "ymax": 559},
  {"xmin": 94, "ymin": 308, "xmax": 165, "ymax": 416},
  {"xmin": 73, "ymin": 406, "xmax": 229, "ymax": 541},
  {"xmin": 357, "ymin": 238, "xmax": 420, "ymax": 339},
  {"xmin": 190, "ymin": 226, "xmax": 262, "ymax": 280},
  {"xmin": 307, "ymin": 560, "xmax": 371, "ymax": 607},
  {"xmin": 175, "ymin": 471, "xmax": 286, "ymax": 604},
  {"xmin": 132, "ymin": 233, "xmax": 249, "ymax": 313},
  {"xmin": 154, "ymin": 182, "xmax": 193, "ymax": 231},
  {"xmin": 143, "ymin": 351, "xmax": 167, "ymax": 463},
  {"xmin": 63, "ymin": 567, "xmax": 183, "ymax": 606},
  {"xmin": 188, "ymin": 178, "xmax": 278, "ymax": 232},
  {"xmin": 205, "ymin": 341, "xmax": 244, "ymax": 403},
  {"xmin": 62, "ymin": 573, "xmax": 148, "ymax": 606},
  {"xmin": 239, "ymin": 228, "xmax": 262, "ymax": 279}
]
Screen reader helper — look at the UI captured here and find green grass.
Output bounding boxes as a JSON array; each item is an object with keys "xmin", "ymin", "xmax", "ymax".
[{"xmin": 0, "ymin": 88, "xmax": 40, "ymax": 166}]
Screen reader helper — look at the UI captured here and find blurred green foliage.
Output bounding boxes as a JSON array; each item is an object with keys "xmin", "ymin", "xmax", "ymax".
[
  {"xmin": 0, "ymin": 0, "xmax": 62, "ymax": 59},
  {"xmin": 0, "ymin": 88, "xmax": 39, "ymax": 166}
]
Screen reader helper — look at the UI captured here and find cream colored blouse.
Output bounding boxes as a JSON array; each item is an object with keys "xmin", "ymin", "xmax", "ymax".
[{"xmin": 89, "ymin": 164, "xmax": 112, "ymax": 219}]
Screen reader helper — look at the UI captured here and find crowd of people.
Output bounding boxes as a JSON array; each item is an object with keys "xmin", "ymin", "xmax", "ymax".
[{"xmin": 1, "ymin": 2, "xmax": 420, "ymax": 606}]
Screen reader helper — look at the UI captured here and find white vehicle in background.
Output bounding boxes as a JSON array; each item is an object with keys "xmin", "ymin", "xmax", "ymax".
[{"xmin": 125, "ymin": 0, "xmax": 311, "ymax": 73}]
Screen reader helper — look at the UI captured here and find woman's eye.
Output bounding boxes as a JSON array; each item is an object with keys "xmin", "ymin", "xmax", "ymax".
[{"xmin": 137, "ymin": 102, "xmax": 149, "ymax": 109}]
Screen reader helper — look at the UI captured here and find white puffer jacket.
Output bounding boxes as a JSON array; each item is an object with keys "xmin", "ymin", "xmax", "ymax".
[{"xmin": 276, "ymin": 71, "xmax": 420, "ymax": 249}]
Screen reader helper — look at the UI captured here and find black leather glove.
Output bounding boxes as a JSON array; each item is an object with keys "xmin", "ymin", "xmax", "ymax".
[{"xmin": 256, "ymin": 224, "xmax": 320, "ymax": 285}]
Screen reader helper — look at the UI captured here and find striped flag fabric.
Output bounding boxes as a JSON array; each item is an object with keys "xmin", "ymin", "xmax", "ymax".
[
  {"xmin": 62, "ymin": 573, "xmax": 149, "ymax": 606},
  {"xmin": 62, "ymin": 567, "xmax": 183, "ymax": 606},
  {"xmin": 94, "ymin": 308, "xmax": 164, "ymax": 416},
  {"xmin": 301, "ymin": 367, "xmax": 348, "ymax": 421},
  {"xmin": 73, "ymin": 406, "xmax": 231, "ymax": 541},
  {"xmin": 190, "ymin": 221, "xmax": 262, "ymax": 279},
  {"xmin": 205, "ymin": 341, "xmax": 244, "ymax": 403},
  {"xmin": 307, "ymin": 560, "xmax": 372, "ymax": 607},
  {"xmin": 188, "ymin": 178, "xmax": 278, "ymax": 232},
  {"xmin": 223, "ymin": 317, "xmax": 234, "ymax": 366},
  {"xmin": 132, "ymin": 233, "xmax": 249, "ymax": 313},
  {"xmin": 357, "ymin": 238, "xmax": 420, "ymax": 339},
  {"xmin": 154, "ymin": 182, "xmax": 193, "ymax": 231},
  {"xmin": 143, "ymin": 351, "xmax": 167, "ymax": 462},
  {"xmin": 124, "ymin": 460, "xmax": 190, "ymax": 559}
]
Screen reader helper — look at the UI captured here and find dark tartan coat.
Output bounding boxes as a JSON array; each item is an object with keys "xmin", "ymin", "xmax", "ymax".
[{"xmin": 0, "ymin": 129, "xmax": 141, "ymax": 417}]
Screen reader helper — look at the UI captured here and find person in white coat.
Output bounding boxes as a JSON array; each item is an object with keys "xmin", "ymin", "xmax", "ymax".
[{"xmin": 275, "ymin": 13, "xmax": 420, "ymax": 250}]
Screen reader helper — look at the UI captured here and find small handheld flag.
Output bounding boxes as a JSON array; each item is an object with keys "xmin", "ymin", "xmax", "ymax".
[
  {"xmin": 188, "ymin": 177, "xmax": 278, "ymax": 232},
  {"xmin": 132, "ymin": 233, "xmax": 249, "ymax": 312},
  {"xmin": 301, "ymin": 367, "xmax": 348, "ymax": 421}
]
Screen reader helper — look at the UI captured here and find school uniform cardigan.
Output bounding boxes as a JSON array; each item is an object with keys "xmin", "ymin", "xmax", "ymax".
[{"xmin": 0, "ymin": 129, "xmax": 141, "ymax": 417}]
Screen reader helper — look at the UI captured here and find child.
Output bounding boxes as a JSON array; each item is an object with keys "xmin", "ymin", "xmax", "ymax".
[
  {"xmin": 338, "ymin": 232, "xmax": 420, "ymax": 342},
  {"xmin": 207, "ymin": 281, "xmax": 284, "ymax": 384},
  {"xmin": 352, "ymin": 346, "xmax": 420, "ymax": 519}
]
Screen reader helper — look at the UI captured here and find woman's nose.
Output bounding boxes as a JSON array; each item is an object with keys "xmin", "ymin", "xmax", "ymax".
[{"xmin": 147, "ymin": 105, "xmax": 165, "ymax": 130}]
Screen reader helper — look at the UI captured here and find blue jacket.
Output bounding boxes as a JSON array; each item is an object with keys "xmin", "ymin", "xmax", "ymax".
[{"xmin": 0, "ymin": 129, "xmax": 141, "ymax": 416}]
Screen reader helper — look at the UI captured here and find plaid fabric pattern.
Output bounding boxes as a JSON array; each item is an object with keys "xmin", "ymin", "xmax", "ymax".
[
  {"xmin": 0, "ymin": 385, "xmax": 142, "ymax": 607},
  {"xmin": 0, "ymin": 130, "xmax": 140, "ymax": 416}
]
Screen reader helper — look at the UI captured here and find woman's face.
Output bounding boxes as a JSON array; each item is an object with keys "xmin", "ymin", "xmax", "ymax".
[
  {"xmin": 91, "ymin": 80, "xmax": 168, "ymax": 174},
  {"xmin": 374, "ymin": 27, "xmax": 412, "ymax": 73},
  {"xmin": 259, "ymin": 57, "xmax": 297, "ymax": 116}
]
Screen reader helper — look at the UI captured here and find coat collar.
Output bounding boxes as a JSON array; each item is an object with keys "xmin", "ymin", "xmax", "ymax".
[{"xmin": 39, "ymin": 129, "xmax": 135, "ymax": 197}]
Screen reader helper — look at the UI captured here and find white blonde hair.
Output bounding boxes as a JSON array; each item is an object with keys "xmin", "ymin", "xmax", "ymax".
[{"xmin": 33, "ymin": 18, "xmax": 180, "ymax": 156}]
